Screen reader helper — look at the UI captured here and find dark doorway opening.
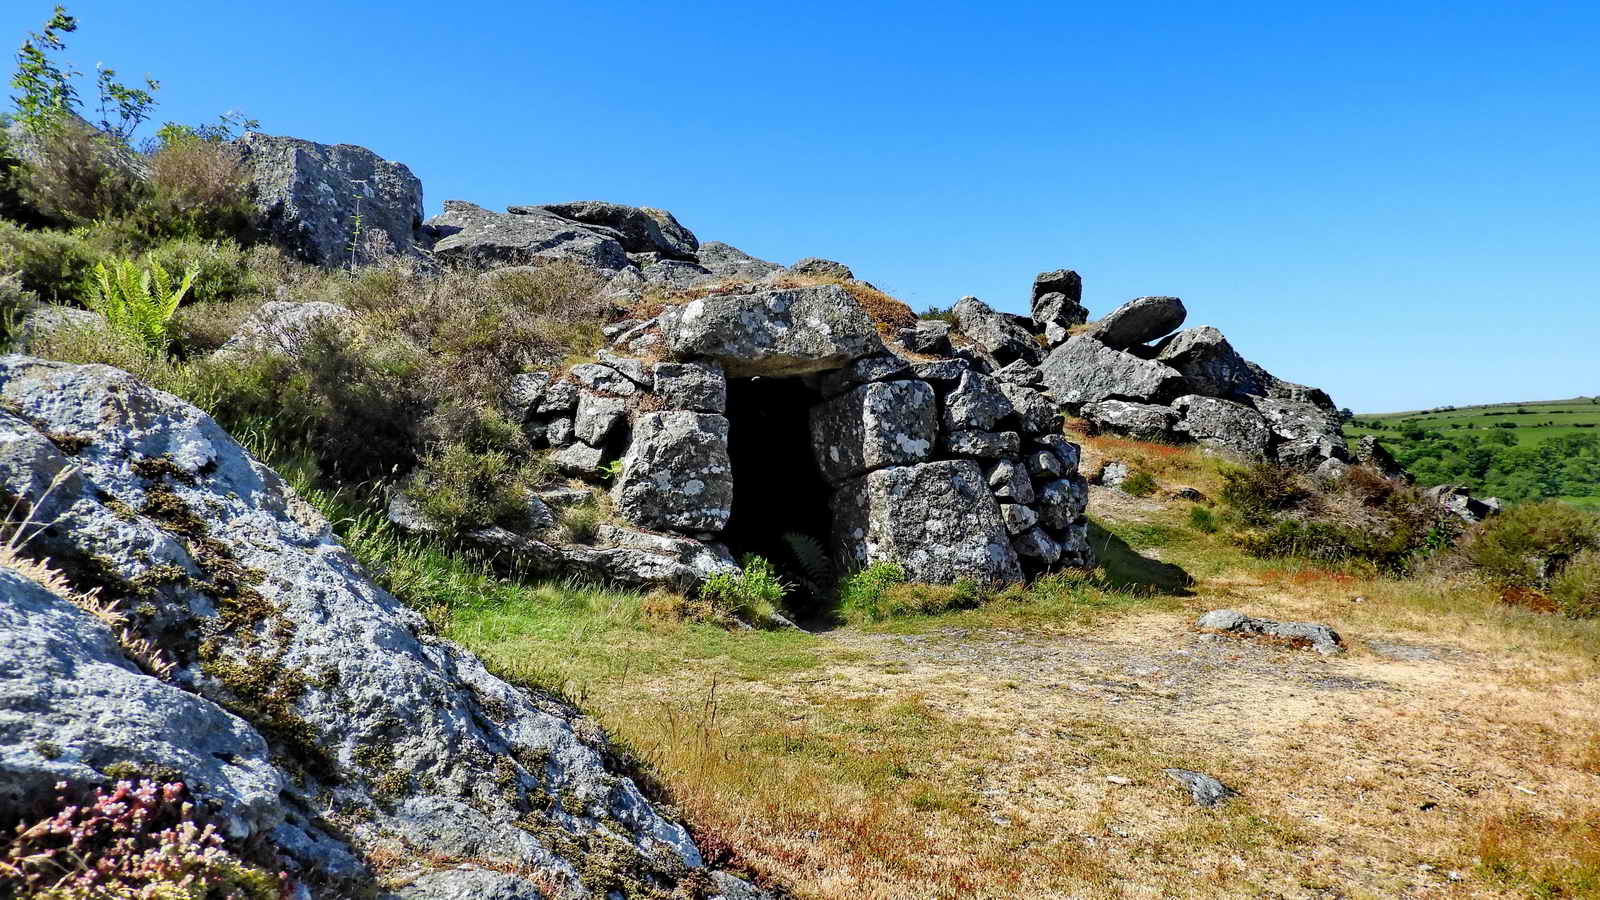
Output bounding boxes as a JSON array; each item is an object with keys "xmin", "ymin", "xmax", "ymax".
[{"xmin": 724, "ymin": 376, "xmax": 835, "ymax": 617}]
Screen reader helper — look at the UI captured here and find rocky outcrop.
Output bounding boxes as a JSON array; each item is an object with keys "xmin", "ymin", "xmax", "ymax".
[
  {"xmin": 696, "ymin": 241, "xmax": 784, "ymax": 281},
  {"xmin": 1082, "ymin": 296, "xmax": 1186, "ymax": 350},
  {"xmin": 424, "ymin": 201, "xmax": 632, "ymax": 273},
  {"xmin": 1153, "ymin": 326, "xmax": 1264, "ymax": 400},
  {"xmin": 527, "ymin": 201, "xmax": 699, "ymax": 259},
  {"xmin": 1080, "ymin": 400, "xmax": 1176, "ymax": 441},
  {"xmin": 11, "ymin": 304, "xmax": 101, "ymax": 352},
  {"xmin": 0, "ymin": 355, "xmax": 750, "ymax": 898},
  {"xmin": 789, "ymin": 257, "xmax": 853, "ymax": 280},
  {"xmin": 1172, "ymin": 394, "xmax": 1272, "ymax": 458},
  {"xmin": 1039, "ymin": 335, "xmax": 1188, "ymax": 407},
  {"xmin": 1425, "ymin": 484, "xmax": 1500, "ymax": 523},
  {"xmin": 953, "ymin": 296, "xmax": 1042, "ymax": 366},
  {"xmin": 237, "ymin": 133, "xmax": 424, "ymax": 265},
  {"xmin": 657, "ymin": 284, "xmax": 885, "ymax": 376}
]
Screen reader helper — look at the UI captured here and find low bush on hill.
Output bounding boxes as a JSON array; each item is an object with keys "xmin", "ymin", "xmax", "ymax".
[{"xmin": 1462, "ymin": 500, "xmax": 1600, "ymax": 618}]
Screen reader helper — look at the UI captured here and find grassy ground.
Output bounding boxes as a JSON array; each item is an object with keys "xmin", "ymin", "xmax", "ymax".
[{"xmin": 290, "ymin": 436, "xmax": 1600, "ymax": 899}]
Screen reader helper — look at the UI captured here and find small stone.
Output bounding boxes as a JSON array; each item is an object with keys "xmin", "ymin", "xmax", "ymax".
[
  {"xmin": 1163, "ymin": 768, "xmax": 1236, "ymax": 807},
  {"xmin": 942, "ymin": 430, "xmax": 1021, "ymax": 459},
  {"xmin": 1105, "ymin": 775, "xmax": 1132, "ymax": 786},
  {"xmin": 1000, "ymin": 503, "xmax": 1038, "ymax": 535}
]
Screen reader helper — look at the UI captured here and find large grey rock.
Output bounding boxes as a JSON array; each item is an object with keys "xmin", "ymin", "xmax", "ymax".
[
  {"xmin": 809, "ymin": 380, "xmax": 936, "ymax": 484},
  {"xmin": 217, "ymin": 300, "xmax": 352, "ymax": 356},
  {"xmin": 1172, "ymin": 394, "xmax": 1272, "ymax": 458},
  {"xmin": 570, "ymin": 361, "xmax": 640, "ymax": 397},
  {"xmin": 0, "ymin": 568, "xmax": 284, "ymax": 841},
  {"xmin": 942, "ymin": 371, "xmax": 1013, "ymax": 432},
  {"xmin": 652, "ymin": 360, "xmax": 727, "ymax": 412},
  {"xmin": 1039, "ymin": 336, "xmax": 1188, "ymax": 407},
  {"xmin": 527, "ymin": 201, "xmax": 698, "ymax": 259},
  {"xmin": 1424, "ymin": 484, "xmax": 1498, "ymax": 523},
  {"xmin": 952, "ymin": 296, "xmax": 1042, "ymax": 366},
  {"xmin": 898, "ymin": 319, "xmax": 952, "ymax": 355},
  {"xmin": 1153, "ymin": 326, "xmax": 1264, "ymax": 399},
  {"xmin": 1081, "ymin": 400, "xmax": 1177, "ymax": 441},
  {"xmin": 1244, "ymin": 361, "xmax": 1339, "ymax": 413},
  {"xmin": 1012, "ymin": 527, "xmax": 1062, "ymax": 566},
  {"xmin": 1083, "ymin": 296, "xmax": 1186, "ymax": 350},
  {"xmin": 0, "ymin": 355, "xmax": 726, "ymax": 896},
  {"xmin": 695, "ymin": 241, "xmax": 783, "ymax": 281},
  {"xmin": 10, "ymin": 305, "xmax": 102, "ymax": 352},
  {"xmin": 1196, "ymin": 609, "xmax": 1344, "ymax": 655},
  {"xmin": 237, "ymin": 133, "xmax": 423, "ymax": 266},
  {"xmin": 612, "ymin": 411, "xmax": 733, "ymax": 533},
  {"xmin": 833, "ymin": 460, "xmax": 1022, "ymax": 584},
  {"xmin": 504, "ymin": 372, "xmax": 553, "ymax": 422},
  {"xmin": 996, "ymin": 382, "xmax": 1056, "ymax": 435},
  {"xmin": 657, "ymin": 285, "xmax": 884, "ymax": 376},
  {"xmin": 1032, "ymin": 269, "xmax": 1083, "ymax": 304},
  {"xmin": 1030, "ymin": 290, "xmax": 1088, "ymax": 340},
  {"xmin": 426, "ymin": 201, "xmax": 630, "ymax": 273}
]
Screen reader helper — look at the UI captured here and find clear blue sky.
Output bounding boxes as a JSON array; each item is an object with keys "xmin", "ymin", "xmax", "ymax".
[{"xmin": 8, "ymin": 1, "xmax": 1598, "ymax": 412}]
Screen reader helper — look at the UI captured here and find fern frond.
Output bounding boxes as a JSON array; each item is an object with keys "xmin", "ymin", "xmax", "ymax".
[{"xmin": 783, "ymin": 532, "xmax": 834, "ymax": 589}]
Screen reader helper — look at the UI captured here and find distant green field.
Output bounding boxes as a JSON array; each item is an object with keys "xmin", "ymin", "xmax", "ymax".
[
  {"xmin": 1346, "ymin": 397, "xmax": 1600, "ymax": 448},
  {"xmin": 1343, "ymin": 397, "xmax": 1600, "ymax": 506}
]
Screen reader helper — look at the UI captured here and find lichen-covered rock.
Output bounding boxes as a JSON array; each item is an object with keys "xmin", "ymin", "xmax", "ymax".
[
  {"xmin": 0, "ymin": 569, "xmax": 284, "ymax": 841},
  {"xmin": 1172, "ymin": 395, "xmax": 1272, "ymax": 458},
  {"xmin": 941, "ymin": 429, "xmax": 1021, "ymax": 459},
  {"xmin": 612, "ymin": 411, "xmax": 733, "ymax": 533},
  {"xmin": 527, "ymin": 201, "xmax": 698, "ymax": 259},
  {"xmin": 425, "ymin": 201, "xmax": 630, "ymax": 272},
  {"xmin": 809, "ymin": 380, "xmax": 936, "ymax": 484},
  {"xmin": 573, "ymin": 391, "xmax": 630, "ymax": 446},
  {"xmin": 986, "ymin": 459, "xmax": 1035, "ymax": 504},
  {"xmin": 952, "ymin": 296, "xmax": 1042, "ymax": 366},
  {"xmin": 996, "ymin": 382, "xmax": 1056, "ymax": 435},
  {"xmin": 1032, "ymin": 269, "xmax": 1083, "ymax": 305},
  {"xmin": 910, "ymin": 358, "xmax": 969, "ymax": 383},
  {"xmin": 1012, "ymin": 526, "xmax": 1062, "ymax": 565},
  {"xmin": 1082, "ymin": 296, "xmax": 1186, "ymax": 350},
  {"xmin": 652, "ymin": 360, "xmax": 727, "ymax": 412},
  {"xmin": 1032, "ymin": 433, "xmax": 1083, "ymax": 474},
  {"xmin": 992, "ymin": 359, "xmax": 1044, "ymax": 387},
  {"xmin": 1153, "ymin": 326, "xmax": 1264, "ymax": 399},
  {"xmin": 1000, "ymin": 503, "xmax": 1038, "ymax": 535},
  {"xmin": 1039, "ymin": 336, "xmax": 1188, "ymax": 407},
  {"xmin": 898, "ymin": 319, "xmax": 952, "ymax": 355},
  {"xmin": 1252, "ymin": 397, "xmax": 1350, "ymax": 468},
  {"xmin": 1424, "ymin": 484, "xmax": 1499, "ymax": 523},
  {"xmin": 942, "ymin": 371, "xmax": 1013, "ymax": 432},
  {"xmin": 218, "ymin": 301, "xmax": 352, "ymax": 357},
  {"xmin": 0, "ymin": 355, "xmax": 739, "ymax": 897},
  {"xmin": 11, "ymin": 305, "xmax": 101, "ymax": 352},
  {"xmin": 1057, "ymin": 520, "xmax": 1094, "ymax": 567},
  {"xmin": 832, "ymin": 460, "xmax": 1022, "ymax": 584},
  {"xmin": 550, "ymin": 440, "xmax": 602, "ymax": 474},
  {"xmin": 657, "ymin": 285, "xmax": 884, "ymax": 376},
  {"xmin": 1081, "ymin": 399, "xmax": 1177, "ymax": 441},
  {"xmin": 818, "ymin": 354, "xmax": 913, "ymax": 398},
  {"xmin": 237, "ymin": 133, "xmax": 424, "ymax": 266},
  {"xmin": 1356, "ymin": 435, "xmax": 1411, "ymax": 481},
  {"xmin": 504, "ymin": 372, "xmax": 553, "ymax": 422}
]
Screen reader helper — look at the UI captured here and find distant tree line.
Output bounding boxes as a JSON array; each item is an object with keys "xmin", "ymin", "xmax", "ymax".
[{"xmin": 1357, "ymin": 426, "xmax": 1600, "ymax": 502}]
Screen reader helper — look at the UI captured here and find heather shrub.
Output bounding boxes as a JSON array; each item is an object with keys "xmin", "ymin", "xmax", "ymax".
[
  {"xmin": 1219, "ymin": 462, "xmax": 1305, "ymax": 526},
  {"xmin": 14, "ymin": 120, "xmax": 143, "ymax": 226},
  {"xmin": 1550, "ymin": 549, "xmax": 1600, "ymax": 619},
  {"xmin": 0, "ymin": 779, "xmax": 282, "ymax": 899},
  {"xmin": 408, "ymin": 441, "xmax": 537, "ymax": 532},
  {"xmin": 140, "ymin": 238, "xmax": 253, "ymax": 304},
  {"xmin": 168, "ymin": 295, "xmax": 258, "ymax": 356},
  {"xmin": 1463, "ymin": 500, "xmax": 1600, "ymax": 590},
  {"xmin": 135, "ymin": 132, "xmax": 256, "ymax": 242}
]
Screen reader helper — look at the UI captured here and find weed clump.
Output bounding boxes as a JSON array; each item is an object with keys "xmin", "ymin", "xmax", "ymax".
[{"xmin": 694, "ymin": 555, "xmax": 790, "ymax": 627}]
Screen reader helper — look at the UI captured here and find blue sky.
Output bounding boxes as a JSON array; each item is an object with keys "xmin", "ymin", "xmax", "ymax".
[{"xmin": 7, "ymin": 1, "xmax": 1598, "ymax": 412}]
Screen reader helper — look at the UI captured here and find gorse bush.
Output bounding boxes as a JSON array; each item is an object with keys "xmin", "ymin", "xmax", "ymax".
[
  {"xmin": 83, "ymin": 256, "xmax": 197, "ymax": 354},
  {"xmin": 0, "ymin": 779, "xmax": 282, "ymax": 899}
]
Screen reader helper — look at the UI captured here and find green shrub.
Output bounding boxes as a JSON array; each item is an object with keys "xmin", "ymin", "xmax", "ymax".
[
  {"xmin": 14, "ymin": 120, "xmax": 143, "ymax": 226},
  {"xmin": 1121, "ymin": 470, "xmax": 1157, "ymax": 497},
  {"xmin": 0, "ymin": 220, "xmax": 100, "ymax": 300},
  {"xmin": 134, "ymin": 133, "xmax": 256, "ymax": 242},
  {"xmin": 698, "ymin": 555, "xmax": 791, "ymax": 626},
  {"xmin": 836, "ymin": 561, "xmax": 910, "ymax": 622},
  {"xmin": 140, "ymin": 238, "xmax": 253, "ymax": 304},
  {"xmin": 409, "ymin": 441, "xmax": 534, "ymax": 532},
  {"xmin": 1550, "ymin": 549, "xmax": 1600, "ymax": 619},
  {"xmin": 82, "ymin": 257, "xmax": 198, "ymax": 354},
  {"xmin": 1220, "ymin": 463, "xmax": 1305, "ymax": 526},
  {"xmin": 1463, "ymin": 500, "xmax": 1600, "ymax": 589},
  {"xmin": 558, "ymin": 496, "xmax": 604, "ymax": 545},
  {"xmin": 1188, "ymin": 505, "xmax": 1218, "ymax": 534}
]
